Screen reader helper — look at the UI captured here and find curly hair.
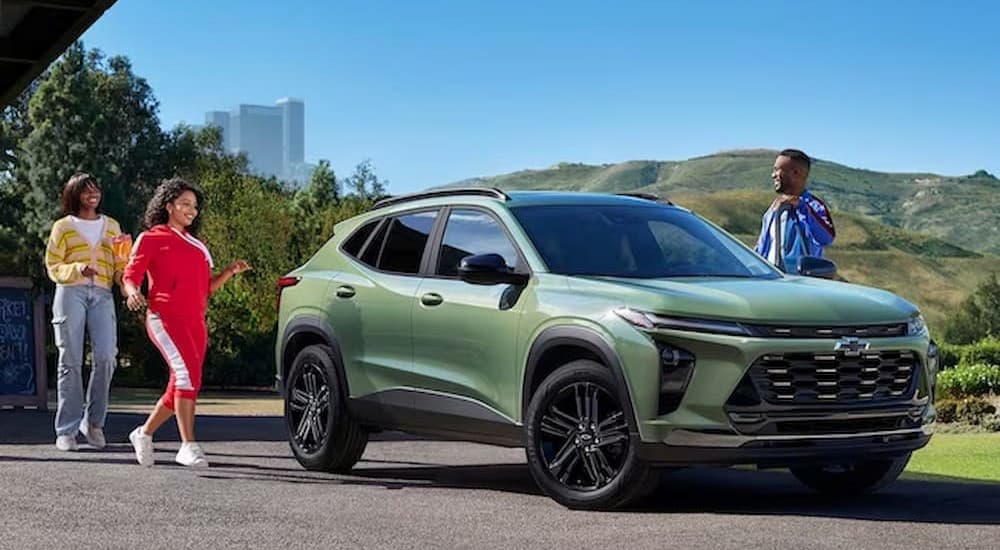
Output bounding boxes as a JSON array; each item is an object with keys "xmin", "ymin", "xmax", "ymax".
[
  {"xmin": 142, "ymin": 177, "xmax": 206, "ymax": 236},
  {"xmin": 60, "ymin": 172, "xmax": 101, "ymax": 216}
]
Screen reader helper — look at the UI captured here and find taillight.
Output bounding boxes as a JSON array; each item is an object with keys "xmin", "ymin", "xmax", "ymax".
[{"xmin": 276, "ymin": 276, "xmax": 301, "ymax": 312}]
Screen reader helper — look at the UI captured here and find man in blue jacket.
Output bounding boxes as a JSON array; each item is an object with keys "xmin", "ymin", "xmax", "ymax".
[{"xmin": 754, "ymin": 149, "xmax": 836, "ymax": 269}]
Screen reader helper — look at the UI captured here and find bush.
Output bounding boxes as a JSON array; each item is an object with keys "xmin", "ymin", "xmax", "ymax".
[
  {"xmin": 981, "ymin": 413, "xmax": 1000, "ymax": 432},
  {"xmin": 959, "ymin": 338, "xmax": 1000, "ymax": 368},
  {"xmin": 935, "ymin": 399, "xmax": 959, "ymax": 423},
  {"xmin": 937, "ymin": 363, "xmax": 1000, "ymax": 398},
  {"xmin": 936, "ymin": 343, "xmax": 963, "ymax": 370},
  {"xmin": 956, "ymin": 397, "xmax": 997, "ymax": 425}
]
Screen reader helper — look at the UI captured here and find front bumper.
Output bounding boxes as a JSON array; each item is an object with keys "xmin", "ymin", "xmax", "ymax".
[{"xmin": 638, "ymin": 423, "xmax": 933, "ymax": 467}]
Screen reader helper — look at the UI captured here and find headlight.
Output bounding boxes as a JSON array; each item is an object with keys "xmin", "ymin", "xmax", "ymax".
[
  {"xmin": 614, "ymin": 308, "xmax": 750, "ymax": 336},
  {"xmin": 907, "ymin": 314, "xmax": 927, "ymax": 336}
]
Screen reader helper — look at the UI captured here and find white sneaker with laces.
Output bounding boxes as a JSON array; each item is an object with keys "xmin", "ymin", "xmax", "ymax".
[
  {"xmin": 128, "ymin": 427, "xmax": 154, "ymax": 467},
  {"xmin": 80, "ymin": 424, "xmax": 106, "ymax": 449},
  {"xmin": 55, "ymin": 435, "xmax": 78, "ymax": 451},
  {"xmin": 175, "ymin": 442, "xmax": 209, "ymax": 468}
]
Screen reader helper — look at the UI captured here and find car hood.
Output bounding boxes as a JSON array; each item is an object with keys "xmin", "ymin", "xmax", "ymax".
[{"xmin": 571, "ymin": 275, "xmax": 919, "ymax": 325}]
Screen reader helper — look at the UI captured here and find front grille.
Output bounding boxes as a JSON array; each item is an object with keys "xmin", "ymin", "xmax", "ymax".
[
  {"xmin": 743, "ymin": 323, "xmax": 907, "ymax": 339},
  {"xmin": 750, "ymin": 350, "xmax": 918, "ymax": 404}
]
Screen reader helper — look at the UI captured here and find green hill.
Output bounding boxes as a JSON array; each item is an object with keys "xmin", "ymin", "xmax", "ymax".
[
  {"xmin": 445, "ymin": 153, "xmax": 1000, "ymax": 334},
  {"xmin": 451, "ymin": 149, "xmax": 1000, "ymax": 254}
]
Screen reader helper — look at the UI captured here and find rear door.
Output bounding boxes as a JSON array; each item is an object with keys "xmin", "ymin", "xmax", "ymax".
[{"xmin": 328, "ymin": 209, "xmax": 439, "ymax": 399}]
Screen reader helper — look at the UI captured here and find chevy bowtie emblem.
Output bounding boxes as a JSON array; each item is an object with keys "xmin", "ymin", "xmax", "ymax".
[{"xmin": 834, "ymin": 336, "xmax": 870, "ymax": 356}]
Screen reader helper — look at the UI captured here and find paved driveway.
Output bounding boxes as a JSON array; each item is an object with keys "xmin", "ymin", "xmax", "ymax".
[{"xmin": 1, "ymin": 409, "xmax": 998, "ymax": 549}]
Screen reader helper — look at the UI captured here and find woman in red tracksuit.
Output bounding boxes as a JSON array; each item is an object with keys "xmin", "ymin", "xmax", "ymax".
[{"xmin": 122, "ymin": 178, "xmax": 250, "ymax": 468}]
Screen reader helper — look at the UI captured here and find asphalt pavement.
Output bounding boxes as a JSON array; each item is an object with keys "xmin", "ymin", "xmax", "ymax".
[{"xmin": 1, "ymin": 409, "xmax": 998, "ymax": 550}]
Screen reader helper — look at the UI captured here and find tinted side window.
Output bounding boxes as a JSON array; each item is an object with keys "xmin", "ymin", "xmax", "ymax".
[
  {"xmin": 342, "ymin": 219, "xmax": 379, "ymax": 258},
  {"xmin": 359, "ymin": 220, "xmax": 389, "ymax": 267},
  {"xmin": 437, "ymin": 210, "xmax": 518, "ymax": 277},
  {"xmin": 378, "ymin": 211, "xmax": 439, "ymax": 274}
]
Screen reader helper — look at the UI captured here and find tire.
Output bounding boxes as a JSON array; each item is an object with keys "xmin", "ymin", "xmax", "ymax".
[
  {"xmin": 525, "ymin": 359, "xmax": 656, "ymax": 510},
  {"xmin": 790, "ymin": 453, "xmax": 911, "ymax": 496},
  {"xmin": 285, "ymin": 344, "xmax": 368, "ymax": 472}
]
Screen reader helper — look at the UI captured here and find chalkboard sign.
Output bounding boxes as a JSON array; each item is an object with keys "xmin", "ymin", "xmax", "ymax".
[{"xmin": 0, "ymin": 278, "xmax": 47, "ymax": 409}]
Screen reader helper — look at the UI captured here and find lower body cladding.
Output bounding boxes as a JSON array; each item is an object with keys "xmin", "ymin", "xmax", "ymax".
[{"xmin": 638, "ymin": 422, "xmax": 933, "ymax": 468}]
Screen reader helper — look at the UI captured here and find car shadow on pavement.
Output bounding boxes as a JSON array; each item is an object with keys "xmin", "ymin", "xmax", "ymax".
[
  {"xmin": 0, "ymin": 410, "xmax": 288, "ymax": 444},
  {"xmin": 627, "ymin": 468, "xmax": 1000, "ymax": 524}
]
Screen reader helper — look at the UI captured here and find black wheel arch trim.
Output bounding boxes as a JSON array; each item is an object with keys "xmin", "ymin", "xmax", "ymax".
[
  {"xmin": 279, "ymin": 314, "xmax": 350, "ymax": 398},
  {"xmin": 523, "ymin": 325, "xmax": 640, "ymax": 434}
]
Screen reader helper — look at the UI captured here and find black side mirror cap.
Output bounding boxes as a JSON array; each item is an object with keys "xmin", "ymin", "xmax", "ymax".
[
  {"xmin": 796, "ymin": 256, "xmax": 837, "ymax": 279},
  {"xmin": 459, "ymin": 253, "xmax": 528, "ymax": 286}
]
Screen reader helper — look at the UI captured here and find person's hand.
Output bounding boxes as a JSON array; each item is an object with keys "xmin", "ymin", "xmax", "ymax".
[
  {"xmin": 772, "ymin": 194, "xmax": 801, "ymax": 209},
  {"xmin": 227, "ymin": 260, "xmax": 252, "ymax": 275},
  {"xmin": 81, "ymin": 265, "xmax": 98, "ymax": 278},
  {"xmin": 126, "ymin": 291, "xmax": 147, "ymax": 312}
]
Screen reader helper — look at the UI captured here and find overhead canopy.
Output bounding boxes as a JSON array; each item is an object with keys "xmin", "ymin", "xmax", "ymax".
[{"xmin": 0, "ymin": 0, "xmax": 117, "ymax": 107}]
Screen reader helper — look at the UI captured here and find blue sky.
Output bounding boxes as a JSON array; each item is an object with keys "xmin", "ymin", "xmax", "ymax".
[{"xmin": 81, "ymin": 0, "xmax": 999, "ymax": 193}]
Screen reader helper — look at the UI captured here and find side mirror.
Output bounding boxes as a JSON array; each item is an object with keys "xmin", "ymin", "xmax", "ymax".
[
  {"xmin": 796, "ymin": 256, "xmax": 837, "ymax": 279},
  {"xmin": 459, "ymin": 253, "xmax": 528, "ymax": 286}
]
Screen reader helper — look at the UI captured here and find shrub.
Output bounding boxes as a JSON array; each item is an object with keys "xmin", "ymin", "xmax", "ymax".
[
  {"xmin": 936, "ymin": 343, "xmax": 962, "ymax": 370},
  {"xmin": 959, "ymin": 338, "xmax": 1000, "ymax": 368},
  {"xmin": 937, "ymin": 363, "xmax": 1000, "ymax": 398},
  {"xmin": 935, "ymin": 399, "xmax": 959, "ymax": 423},
  {"xmin": 956, "ymin": 397, "xmax": 997, "ymax": 425},
  {"xmin": 980, "ymin": 413, "xmax": 1000, "ymax": 432}
]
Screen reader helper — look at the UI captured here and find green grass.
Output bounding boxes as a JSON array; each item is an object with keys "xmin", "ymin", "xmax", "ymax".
[{"xmin": 905, "ymin": 433, "xmax": 1000, "ymax": 483}]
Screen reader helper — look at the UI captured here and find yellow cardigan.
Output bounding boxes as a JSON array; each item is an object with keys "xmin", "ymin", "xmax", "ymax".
[{"xmin": 44, "ymin": 215, "xmax": 127, "ymax": 290}]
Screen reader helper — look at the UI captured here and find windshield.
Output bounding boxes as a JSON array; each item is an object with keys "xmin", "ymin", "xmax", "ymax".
[{"xmin": 510, "ymin": 204, "xmax": 781, "ymax": 279}]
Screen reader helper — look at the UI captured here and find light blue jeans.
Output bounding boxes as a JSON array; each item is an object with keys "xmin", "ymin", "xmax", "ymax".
[{"xmin": 52, "ymin": 285, "xmax": 118, "ymax": 436}]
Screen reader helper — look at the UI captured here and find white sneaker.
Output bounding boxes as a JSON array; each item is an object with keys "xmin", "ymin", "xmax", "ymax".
[
  {"xmin": 175, "ymin": 442, "xmax": 209, "ymax": 468},
  {"xmin": 55, "ymin": 435, "xmax": 78, "ymax": 451},
  {"xmin": 80, "ymin": 424, "xmax": 106, "ymax": 449},
  {"xmin": 128, "ymin": 427, "xmax": 154, "ymax": 467}
]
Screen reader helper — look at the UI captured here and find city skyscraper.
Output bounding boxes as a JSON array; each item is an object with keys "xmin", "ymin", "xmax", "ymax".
[
  {"xmin": 204, "ymin": 98, "xmax": 313, "ymax": 184},
  {"xmin": 277, "ymin": 98, "xmax": 304, "ymax": 169}
]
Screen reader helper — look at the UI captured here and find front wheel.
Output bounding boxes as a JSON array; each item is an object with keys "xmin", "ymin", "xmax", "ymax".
[
  {"xmin": 285, "ymin": 344, "xmax": 368, "ymax": 472},
  {"xmin": 525, "ymin": 360, "xmax": 656, "ymax": 510},
  {"xmin": 790, "ymin": 453, "xmax": 911, "ymax": 496}
]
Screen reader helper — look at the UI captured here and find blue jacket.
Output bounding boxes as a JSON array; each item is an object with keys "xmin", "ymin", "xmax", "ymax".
[{"xmin": 754, "ymin": 189, "xmax": 835, "ymax": 269}]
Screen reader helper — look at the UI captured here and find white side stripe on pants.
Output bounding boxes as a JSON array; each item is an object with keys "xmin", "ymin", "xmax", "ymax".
[{"xmin": 147, "ymin": 313, "xmax": 194, "ymax": 390}]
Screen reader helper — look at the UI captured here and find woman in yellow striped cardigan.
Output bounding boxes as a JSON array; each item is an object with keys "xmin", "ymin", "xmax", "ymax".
[{"xmin": 44, "ymin": 172, "xmax": 127, "ymax": 451}]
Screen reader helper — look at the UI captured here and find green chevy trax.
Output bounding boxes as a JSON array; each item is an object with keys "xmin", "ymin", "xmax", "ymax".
[{"xmin": 275, "ymin": 188, "xmax": 938, "ymax": 510}]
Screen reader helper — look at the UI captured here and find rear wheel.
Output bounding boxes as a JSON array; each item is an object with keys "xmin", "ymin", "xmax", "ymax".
[
  {"xmin": 285, "ymin": 344, "xmax": 368, "ymax": 472},
  {"xmin": 790, "ymin": 453, "xmax": 911, "ymax": 496},
  {"xmin": 525, "ymin": 360, "xmax": 656, "ymax": 510}
]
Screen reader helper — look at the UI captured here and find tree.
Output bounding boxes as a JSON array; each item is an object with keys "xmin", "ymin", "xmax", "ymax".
[
  {"xmin": 21, "ymin": 43, "xmax": 172, "ymax": 251},
  {"xmin": 944, "ymin": 272, "xmax": 1000, "ymax": 344},
  {"xmin": 345, "ymin": 158, "xmax": 388, "ymax": 201}
]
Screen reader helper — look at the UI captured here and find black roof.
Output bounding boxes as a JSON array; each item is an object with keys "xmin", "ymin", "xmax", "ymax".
[{"xmin": 0, "ymin": 0, "xmax": 117, "ymax": 108}]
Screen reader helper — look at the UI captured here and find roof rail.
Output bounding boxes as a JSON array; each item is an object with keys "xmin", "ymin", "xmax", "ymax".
[
  {"xmin": 616, "ymin": 192, "xmax": 673, "ymax": 205},
  {"xmin": 370, "ymin": 187, "xmax": 510, "ymax": 211}
]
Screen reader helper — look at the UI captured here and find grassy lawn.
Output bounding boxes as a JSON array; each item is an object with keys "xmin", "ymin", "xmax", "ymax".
[{"xmin": 904, "ymin": 433, "xmax": 1000, "ymax": 483}]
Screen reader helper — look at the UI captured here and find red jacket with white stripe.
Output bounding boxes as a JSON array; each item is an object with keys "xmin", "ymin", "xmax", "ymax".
[{"xmin": 123, "ymin": 224, "xmax": 214, "ymax": 319}]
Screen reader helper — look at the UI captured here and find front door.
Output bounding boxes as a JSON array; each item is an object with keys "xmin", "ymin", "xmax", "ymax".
[{"xmin": 410, "ymin": 207, "xmax": 528, "ymax": 422}]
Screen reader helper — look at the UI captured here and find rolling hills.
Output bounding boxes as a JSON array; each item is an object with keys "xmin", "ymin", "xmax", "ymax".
[{"xmin": 446, "ymin": 151, "xmax": 1000, "ymax": 332}]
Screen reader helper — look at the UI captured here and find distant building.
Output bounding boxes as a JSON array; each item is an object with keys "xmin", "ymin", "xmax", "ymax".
[{"xmin": 204, "ymin": 98, "xmax": 313, "ymax": 185}]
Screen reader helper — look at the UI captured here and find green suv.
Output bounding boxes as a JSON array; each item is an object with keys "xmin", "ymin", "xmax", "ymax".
[{"xmin": 275, "ymin": 188, "xmax": 937, "ymax": 510}]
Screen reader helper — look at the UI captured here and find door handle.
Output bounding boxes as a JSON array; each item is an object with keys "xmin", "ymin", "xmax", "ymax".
[
  {"xmin": 335, "ymin": 285, "xmax": 356, "ymax": 299},
  {"xmin": 420, "ymin": 292, "xmax": 444, "ymax": 307}
]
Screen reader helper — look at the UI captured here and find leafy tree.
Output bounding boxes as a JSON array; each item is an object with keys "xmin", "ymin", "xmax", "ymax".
[
  {"xmin": 345, "ymin": 158, "xmax": 388, "ymax": 200},
  {"xmin": 21, "ymin": 43, "xmax": 171, "ymax": 253},
  {"xmin": 944, "ymin": 272, "xmax": 1000, "ymax": 344}
]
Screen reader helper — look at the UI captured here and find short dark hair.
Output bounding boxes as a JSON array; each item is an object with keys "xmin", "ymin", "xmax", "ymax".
[
  {"xmin": 142, "ymin": 177, "xmax": 206, "ymax": 236},
  {"xmin": 779, "ymin": 148, "xmax": 811, "ymax": 170},
  {"xmin": 60, "ymin": 172, "xmax": 101, "ymax": 216}
]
